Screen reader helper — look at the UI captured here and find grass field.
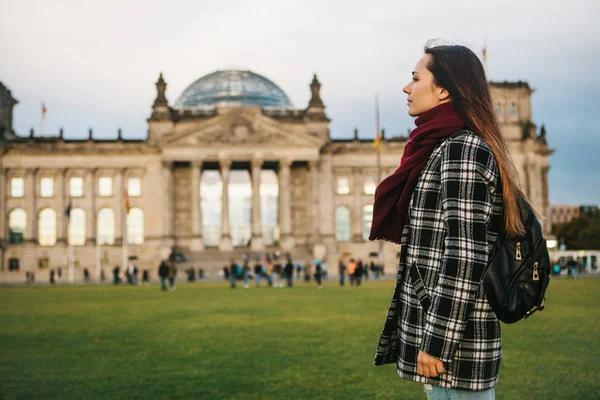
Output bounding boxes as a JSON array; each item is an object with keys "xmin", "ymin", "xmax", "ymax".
[{"xmin": 0, "ymin": 277, "xmax": 598, "ymax": 400}]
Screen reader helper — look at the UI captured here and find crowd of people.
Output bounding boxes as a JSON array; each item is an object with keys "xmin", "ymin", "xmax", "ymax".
[
  {"xmin": 223, "ymin": 252, "xmax": 319, "ymax": 289},
  {"xmin": 34, "ymin": 251, "xmax": 384, "ymax": 288},
  {"xmin": 222, "ymin": 251, "xmax": 385, "ymax": 289},
  {"xmin": 337, "ymin": 258, "xmax": 384, "ymax": 287}
]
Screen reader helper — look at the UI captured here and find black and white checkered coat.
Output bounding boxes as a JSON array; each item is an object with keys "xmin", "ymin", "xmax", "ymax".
[{"xmin": 374, "ymin": 131, "xmax": 505, "ymax": 391}]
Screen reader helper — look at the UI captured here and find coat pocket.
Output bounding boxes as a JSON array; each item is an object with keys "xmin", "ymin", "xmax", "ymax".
[{"xmin": 409, "ymin": 262, "xmax": 432, "ymax": 313}]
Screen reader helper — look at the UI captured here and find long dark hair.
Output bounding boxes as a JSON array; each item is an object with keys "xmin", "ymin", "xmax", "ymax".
[{"xmin": 424, "ymin": 41, "xmax": 525, "ymax": 237}]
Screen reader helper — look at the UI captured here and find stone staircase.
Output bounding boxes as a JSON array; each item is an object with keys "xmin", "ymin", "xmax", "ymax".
[{"xmin": 171, "ymin": 246, "xmax": 314, "ymax": 278}]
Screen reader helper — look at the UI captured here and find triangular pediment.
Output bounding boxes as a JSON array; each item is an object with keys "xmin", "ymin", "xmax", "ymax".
[{"xmin": 163, "ymin": 110, "xmax": 324, "ymax": 148}]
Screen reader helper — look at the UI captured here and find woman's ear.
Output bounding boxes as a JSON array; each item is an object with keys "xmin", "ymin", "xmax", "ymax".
[{"xmin": 437, "ymin": 87, "xmax": 450, "ymax": 101}]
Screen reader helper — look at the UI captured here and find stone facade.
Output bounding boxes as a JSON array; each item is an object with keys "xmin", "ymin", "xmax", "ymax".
[{"xmin": 0, "ymin": 76, "xmax": 553, "ymax": 282}]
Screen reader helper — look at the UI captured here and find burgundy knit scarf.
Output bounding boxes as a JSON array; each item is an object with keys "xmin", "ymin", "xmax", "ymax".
[{"xmin": 368, "ymin": 102, "xmax": 467, "ymax": 244}]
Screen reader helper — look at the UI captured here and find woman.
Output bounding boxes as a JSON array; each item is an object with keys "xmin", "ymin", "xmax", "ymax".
[{"xmin": 369, "ymin": 42, "xmax": 525, "ymax": 399}]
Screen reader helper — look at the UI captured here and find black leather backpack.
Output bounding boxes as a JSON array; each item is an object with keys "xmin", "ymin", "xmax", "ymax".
[{"xmin": 484, "ymin": 197, "xmax": 551, "ymax": 324}]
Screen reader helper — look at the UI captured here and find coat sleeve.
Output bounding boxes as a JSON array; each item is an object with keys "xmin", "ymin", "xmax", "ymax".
[{"xmin": 419, "ymin": 136, "xmax": 497, "ymax": 363}]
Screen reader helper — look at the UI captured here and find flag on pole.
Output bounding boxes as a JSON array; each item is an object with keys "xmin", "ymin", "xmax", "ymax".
[
  {"xmin": 41, "ymin": 103, "xmax": 47, "ymax": 119},
  {"xmin": 64, "ymin": 198, "xmax": 72, "ymax": 218},
  {"xmin": 123, "ymin": 191, "xmax": 131, "ymax": 214},
  {"xmin": 373, "ymin": 94, "xmax": 382, "ymax": 156},
  {"xmin": 373, "ymin": 130, "xmax": 382, "ymax": 156}
]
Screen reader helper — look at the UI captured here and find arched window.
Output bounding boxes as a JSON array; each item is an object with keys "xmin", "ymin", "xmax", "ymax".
[
  {"xmin": 68, "ymin": 208, "xmax": 86, "ymax": 246},
  {"xmin": 335, "ymin": 206, "xmax": 351, "ymax": 241},
  {"xmin": 362, "ymin": 205, "xmax": 374, "ymax": 241},
  {"xmin": 260, "ymin": 170, "xmax": 279, "ymax": 245},
  {"xmin": 8, "ymin": 208, "xmax": 27, "ymax": 244},
  {"xmin": 38, "ymin": 208, "xmax": 57, "ymax": 246},
  {"xmin": 201, "ymin": 170, "xmax": 222, "ymax": 247},
  {"xmin": 127, "ymin": 207, "xmax": 144, "ymax": 245},
  {"xmin": 97, "ymin": 208, "xmax": 115, "ymax": 245},
  {"xmin": 495, "ymin": 103, "xmax": 503, "ymax": 117}
]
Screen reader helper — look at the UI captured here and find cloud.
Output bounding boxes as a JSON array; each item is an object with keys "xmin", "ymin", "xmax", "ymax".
[{"xmin": 1, "ymin": 0, "xmax": 598, "ymax": 203}]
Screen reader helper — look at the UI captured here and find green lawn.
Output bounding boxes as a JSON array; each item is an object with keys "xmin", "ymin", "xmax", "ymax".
[{"xmin": 0, "ymin": 277, "xmax": 598, "ymax": 399}]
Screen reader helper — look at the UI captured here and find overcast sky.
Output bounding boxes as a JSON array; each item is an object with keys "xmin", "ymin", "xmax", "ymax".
[{"xmin": 1, "ymin": 0, "xmax": 598, "ymax": 205}]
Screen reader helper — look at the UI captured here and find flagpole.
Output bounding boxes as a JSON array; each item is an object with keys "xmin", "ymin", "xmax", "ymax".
[
  {"xmin": 40, "ymin": 103, "xmax": 46, "ymax": 137},
  {"xmin": 375, "ymin": 94, "xmax": 384, "ymax": 274},
  {"xmin": 122, "ymin": 182, "xmax": 128, "ymax": 275}
]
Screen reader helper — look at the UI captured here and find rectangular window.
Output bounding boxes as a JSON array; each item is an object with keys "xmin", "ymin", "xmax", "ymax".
[
  {"xmin": 336, "ymin": 176, "xmax": 350, "ymax": 195},
  {"xmin": 128, "ymin": 177, "xmax": 141, "ymax": 197},
  {"xmin": 509, "ymin": 103, "xmax": 517, "ymax": 117},
  {"xmin": 10, "ymin": 178, "xmax": 24, "ymax": 198},
  {"xmin": 98, "ymin": 177, "xmax": 112, "ymax": 197},
  {"xmin": 40, "ymin": 177, "xmax": 54, "ymax": 197},
  {"xmin": 70, "ymin": 177, "xmax": 84, "ymax": 197},
  {"xmin": 363, "ymin": 177, "xmax": 376, "ymax": 195}
]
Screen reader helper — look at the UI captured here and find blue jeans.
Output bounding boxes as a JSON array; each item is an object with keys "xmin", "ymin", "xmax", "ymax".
[
  {"xmin": 424, "ymin": 385, "xmax": 495, "ymax": 400},
  {"xmin": 160, "ymin": 277, "xmax": 167, "ymax": 291}
]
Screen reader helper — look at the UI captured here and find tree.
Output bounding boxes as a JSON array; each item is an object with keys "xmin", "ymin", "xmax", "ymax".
[{"xmin": 553, "ymin": 209, "xmax": 600, "ymax": 250}]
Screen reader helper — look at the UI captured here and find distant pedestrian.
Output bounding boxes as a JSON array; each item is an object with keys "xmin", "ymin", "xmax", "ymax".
[
  {"xmin": 112, "ymin": 265, "xmax": 121, "ymax": 285},
  {"xmin": 303, "ymin": 261, "xmax": 311, "ymax": 282},
  {"xmin": 158, "ymin": 260, "xmax": 169, "ymax": 291},
  {"xmin": 49, "ymin": 270, "xmax": 56, "ymax": 285},
  {"xmin": 347, "ymin": 259, "xmax": 357, "ymax": 286},
  {"xmin": 243, "ymin": 262, "xmax": 251, "ymax": 288},
  {"xmin": 168, "ymin": 260, "xmax": 177, "ymax": 291},
  {"xmin": 284, "ymin": 257, "xmax": 294, "ymax": 288},
  {"xmin": 254, "ymin": 261, "xmax": 262, "ymax": 287},
  {"xmin": 223, "ymin": 266, "xmax": 230, "ymax": 281},
  {"xmin": 142, "ymin": 269, "xmax": 150, "ymax": 286},
  {"xmin": 230, "ymin": 259, "xmax": 238, "ymax": 289},
  {"xmin": 266, "ymin": 259, "xmax": 274, "ymax": 287},
  {"xmin": 296, "ymin": 262, "xmax": 302, "ymax": 280},
  {"xmin": 83, "ymin": 268, "xmax": 90, "ymax": 283},
  {"xmin": 338, "ymin": 259, "xmax": 346, "ymax": 286},
  {"xmin": 314, "ymin": 259, "xmax": 323, "ymax": 288},
  {"xmin": 355, "ymin": 262, "xmax": 363, "ymax": 287}
]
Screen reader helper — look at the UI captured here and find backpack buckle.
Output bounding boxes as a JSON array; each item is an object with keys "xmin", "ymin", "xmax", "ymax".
[{"xmin": 533, "ymin": 262, "xmax": 539, "ymax": 281}]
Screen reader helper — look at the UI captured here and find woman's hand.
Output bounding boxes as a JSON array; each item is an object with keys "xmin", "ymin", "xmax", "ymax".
[{"xmin": 417, "ymin": 350, "xmax": 446, "ymax": 378}]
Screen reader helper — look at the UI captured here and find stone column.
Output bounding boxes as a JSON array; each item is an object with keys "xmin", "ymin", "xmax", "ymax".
[
  {"xmin": 278, "ymin": 158, "xmax": 294, "ymax": 250},
  {"xmin": 85, "ymin": 169, "xmax": 96, "ymax": 243},
  {"xmin": 189, "ymin": 160, "xmax": 204, "ymax": 251},
  {"xmin": 114, "ymin": 169, "xmax": 124, "ymax": 244},
  {"xmin": 27, "ymin": 169, "xmax": 38, "ymax": 242},
  {"xmin": 57, "ymin": 169, "xmax": 67, "ymax": 244},
  {"xmin": 541, "ymin": 165, "xmax": 551, "ymax": 235},
  {"xmin": 250, "ymin": 158, "xmax": 265, "ymax": 251},
  {"xmin": 0, "ymin": 167, "xmax": 4, "ymax": 270},
  {"xmin": 308, "ymin": 160, "xmax": 320, "ymax": 244},
  {"xmin": 219, "ymin": 159, "xmax": 233, "ymax": 251},
  {"xmin": 352, "ymin": 168, "xmax": 364, "ymax": 242},
  {"xmin": 0, "ymin": 167, "xmax": 5, "ymax": 244},
  {"xmin": 528, "ymin": 161, "xmax": 540, "ymax": 215},
  {"xmin": 162, "ymin": 161, "xmax": 175, "ymax": 240}
]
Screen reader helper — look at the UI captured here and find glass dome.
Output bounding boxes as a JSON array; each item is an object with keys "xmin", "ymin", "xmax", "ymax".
[{"xmin": 174, "ymin": 70, "xmax": 293, "ymax": 109}]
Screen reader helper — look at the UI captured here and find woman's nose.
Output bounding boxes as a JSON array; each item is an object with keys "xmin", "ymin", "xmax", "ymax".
[{"xmin": 403, "ymin": 84, "xmax": 410, "ymax": 95}]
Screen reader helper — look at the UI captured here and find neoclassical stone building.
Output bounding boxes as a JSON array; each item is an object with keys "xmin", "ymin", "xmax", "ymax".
[{"xmin": 0, "ymin": 72, "xmax": 552, "ymax": 281}]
